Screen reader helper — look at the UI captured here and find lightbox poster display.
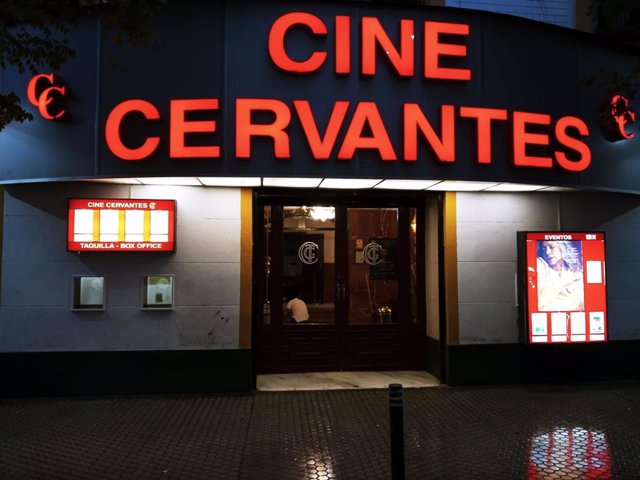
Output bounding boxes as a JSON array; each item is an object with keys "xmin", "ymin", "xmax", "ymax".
[
  {"xmin": 524, "ymin": 232, "xmax": 607, "ymax": 344},
  {"xmin": 68, "ymin": 199, "xmax": 176, "ymax": 252}
]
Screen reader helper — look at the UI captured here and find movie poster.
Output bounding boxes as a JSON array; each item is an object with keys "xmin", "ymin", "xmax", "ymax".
[
  {"xmin": 536, "ymin": 240, "xmax": 584, "ymax": 312},
  {"xmin": 523, "ymin": 233, "xmax": 607, "ymax": 344}
]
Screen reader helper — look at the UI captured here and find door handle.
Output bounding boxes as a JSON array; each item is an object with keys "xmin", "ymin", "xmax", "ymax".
[
  {"xmin": 336, "ymin": 282, "xmax": 341, "ymax": 300},
  {"xmin": 341, "ymin": 284, "xmax": 346, "ymax": 300}
]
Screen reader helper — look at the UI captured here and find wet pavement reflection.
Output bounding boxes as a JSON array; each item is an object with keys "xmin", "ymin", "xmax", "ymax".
[
  {"xmin": 299, "ymin": 449, "xmax": 337, "ymax": 480},
  {"xmin": 0, "ymin": 382, "xmax": 639, "ymax": 479},
  {"xmin": 528, "ymin": 427, "xmax": 612, "ymax": 479}
]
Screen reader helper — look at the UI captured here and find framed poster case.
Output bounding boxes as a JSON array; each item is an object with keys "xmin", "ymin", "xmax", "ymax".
[{"xmin": 517, "ymin": 232, "xmax": 608, "ymax": 344}]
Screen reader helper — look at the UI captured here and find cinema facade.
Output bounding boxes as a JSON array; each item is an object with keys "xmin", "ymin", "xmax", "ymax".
[{"xmin": 1, "ymin": 0, "xmax": 640, "ymax": 396}]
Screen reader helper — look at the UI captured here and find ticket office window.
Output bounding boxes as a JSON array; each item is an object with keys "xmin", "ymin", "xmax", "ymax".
[
  {"xmin": 142, "ymin": 275, "xmax": 175, "ymax": 310},
  {"xmin": 72, "ymin": 276, "xmax": 106, "ymax": 310}
]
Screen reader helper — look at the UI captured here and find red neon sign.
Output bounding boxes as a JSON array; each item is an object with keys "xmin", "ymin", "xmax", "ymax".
[
  {"xmin": 268, "ymin": 13, "xmax": 471, "ymax": 80},
  {"xmin": 105, "ymin": 100, "xmax": 161, "ymax": 160},
  {"xmin": 68, "ymin": 199, "xmax": 176, "ymax": 252},
  {"xmin": 361, "ymin": 17, "xmax": 414, "ymax": 77},
  {"xmin": 26, "ymin": 73, "xmax": 66, "ymax": 120},
  {"xmin": 609, "ymin": 94, "xmax": 636, "ymax": 141},
  {"xmin": 100, "ymin": 11, "xmax": 591, "ymax": 171},
  {"xmin": 105, "ymin": 97, "xmax": 591, "ymax": 171},
  {"xmin": 268, "ymin": 12, "xmax": 329, "ymax": 74},
  {"xmin": 458, "ymin": 106, "xmax": 508, "ymax": 164},
  {"xmin": 424, "ymin": 21, "xmax": 470, "ymax": 81},
  {"xmin": 524, "ymin": 232, "xmax": 607, "ymax": 344}
]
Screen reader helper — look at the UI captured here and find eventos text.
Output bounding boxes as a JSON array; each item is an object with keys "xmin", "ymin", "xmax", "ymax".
[{"xmin": 104, "ymin": 13, "xmax": 591, "ymax": 172}]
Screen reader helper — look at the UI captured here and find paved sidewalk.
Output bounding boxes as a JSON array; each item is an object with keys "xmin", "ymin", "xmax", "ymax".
[{"xmin": 1, "ymin": 381, "xmax": 639, "ymax": 479}]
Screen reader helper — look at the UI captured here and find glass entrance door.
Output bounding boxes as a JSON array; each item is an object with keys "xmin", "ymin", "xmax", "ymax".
[
  {"xmin": 346, "ymin": 208, "xmax": 400, "ymax": 326},
  {"xmin": 255, "ymin": 200, "xmax": 422, "ymax": 374},
  {"xmin": 282, "ymin": 206, "xmax": 336, "ymax": 326},
  {"xmin": 340, "ymin": 207, "xmax": 418, "ymax": 370}
]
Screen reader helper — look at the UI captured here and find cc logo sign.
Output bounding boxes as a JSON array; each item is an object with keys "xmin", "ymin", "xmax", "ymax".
[
  {"xmin": 610, "ymin": 94, "xmax": 635, "ymax": 140},
  {"xmin": 298, "ymin": 241, "xmax": 319, "ymax": 265},
  {"xmin": 26, "ymin": 73, "xmax": 66, "ymax": 120},
  {"xmin": 363, "ymin": 242, "xmax": 383, "ymax": 265}
]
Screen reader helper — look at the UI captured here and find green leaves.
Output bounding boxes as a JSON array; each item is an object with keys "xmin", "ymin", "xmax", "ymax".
[
  {"xmin": 0, "ymin": 92, "xmax": 33, "ymax": 132},
  {"xmin": 0, "ymin": 0, "xmax": 165, "ymax": 130}
]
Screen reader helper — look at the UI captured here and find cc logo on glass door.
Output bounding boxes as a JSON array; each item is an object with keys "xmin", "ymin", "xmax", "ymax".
[
  {"xmin": 363, "ymin": 242, "xmax": 383, "ymax": 265},
  {"xmin": 298, "ymin": 241, "xmax": 319, "ymax": 265}
]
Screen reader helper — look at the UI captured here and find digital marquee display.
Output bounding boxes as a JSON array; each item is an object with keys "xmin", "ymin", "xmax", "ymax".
[
  {"xmin": 523, "ymin": 232, "xmax": 607, "ymax": 344},
  {"xmin": 68, "ymin": 199, "xmax": 176, "ymax": 252}
]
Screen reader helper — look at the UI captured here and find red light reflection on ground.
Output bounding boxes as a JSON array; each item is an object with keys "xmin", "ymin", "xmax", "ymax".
[{"xmin": 528, "ymin": 427, "xmax": 612, "ymax": 479}]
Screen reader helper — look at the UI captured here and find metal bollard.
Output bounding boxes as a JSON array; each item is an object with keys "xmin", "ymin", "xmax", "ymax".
[{"xmin": 389, "ymin": 383, "xmax": 405, "ymax": 480}]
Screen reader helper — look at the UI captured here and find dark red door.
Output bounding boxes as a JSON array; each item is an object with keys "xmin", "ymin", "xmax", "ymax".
[{"xmin": 255, "ymin": 200, "xmax": 424, "ymax": 373}]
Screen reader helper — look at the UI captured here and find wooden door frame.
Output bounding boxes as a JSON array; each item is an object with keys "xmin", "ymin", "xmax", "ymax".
[{"xmin": 252, "ymin": 189, "xmax": 428, "ymax": 374}]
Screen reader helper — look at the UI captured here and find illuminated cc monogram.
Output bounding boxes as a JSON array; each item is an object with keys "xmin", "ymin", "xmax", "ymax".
[
  {"xmin": 298, "ymin": 241, "xmax": 319, "ymax": 265},
  {"xmin": 610, "ymin": 94, "xmax": 635, "ymax": 140},
  {"xmin": 363, "ymin": 242, "xmax": 383, "ymax": 265},
  {"xmin": 26, "ymin": 73, "xmax": 66, "ymax": 120}
]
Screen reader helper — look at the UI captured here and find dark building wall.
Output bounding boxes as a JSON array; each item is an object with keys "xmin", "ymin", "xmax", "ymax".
[
  {"xmin": 456, "ymin": 191, "xmax": 640, "ymax": 344},
  {"xmin": 0, "ymin": 183, "xmax": 243, "ymax": 352},
  {"xmin": 0, "ymin": 182, "xmax": 253, "ymax": 396},
  {"xmin": 0, "ymin": 1, "xmax": 639, "ymax": 192},
  {"xmin": 449, "ymin": 190, "xmax": 640, "ymax": 385},
  {"xmin": 560, "ymin": 192, "xmax": 640, "ymax": 340},
  {"xmin": 445, "ymin": 0, "xmax": 576, "ymax": 28}
]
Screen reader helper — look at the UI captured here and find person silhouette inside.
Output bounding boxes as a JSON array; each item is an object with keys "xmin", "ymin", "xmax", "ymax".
[{"xmin": 284, "ymin": 289, "xmax": 310, "ymax": 324}]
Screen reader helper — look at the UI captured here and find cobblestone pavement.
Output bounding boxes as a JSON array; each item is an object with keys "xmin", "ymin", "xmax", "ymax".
[{"xmin": 1, "ymin": 381, "xmax": 639, "ymax": 479}]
